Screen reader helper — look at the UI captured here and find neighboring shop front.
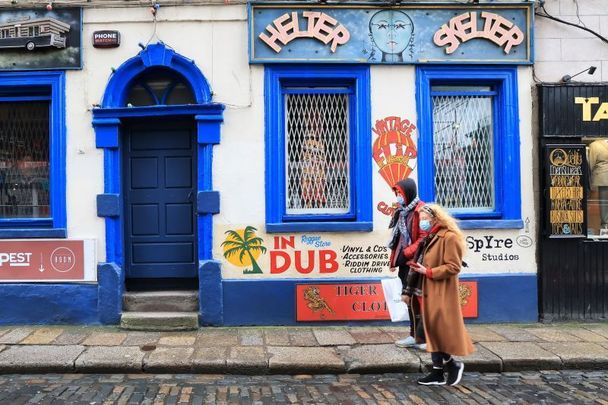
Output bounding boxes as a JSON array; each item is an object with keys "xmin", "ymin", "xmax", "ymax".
[
  {"xmin": 539, "ymin": 84, "xmax": 608, "ymax": 321},
  {"xmin": 0, "ymin": 2, "xmax": 538, "ymax": 326}
]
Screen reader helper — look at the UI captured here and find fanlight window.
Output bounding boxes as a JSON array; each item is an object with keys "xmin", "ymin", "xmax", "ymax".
[{"xmin": 126, "ymin": 68, "xmax": 195, "ymax": 107}]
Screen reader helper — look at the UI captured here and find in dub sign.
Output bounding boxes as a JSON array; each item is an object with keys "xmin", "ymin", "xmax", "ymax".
[{"xmin": 545, "ymin": 145, "xmax": 587, "ymax": 237}]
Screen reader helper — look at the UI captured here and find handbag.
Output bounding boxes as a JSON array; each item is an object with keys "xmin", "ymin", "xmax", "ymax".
[{"xmin": 381, "ymin": 277, "xmax": 410, "ymax": 322}]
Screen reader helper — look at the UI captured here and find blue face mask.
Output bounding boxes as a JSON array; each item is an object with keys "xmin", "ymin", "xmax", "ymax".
[
  {"xmin": 396, "ymin": 196, "xmax": 405, "ymax": 205},
  {"xmin": 419, "ymin": 219, "xmax": 432, "ymax": 231}
]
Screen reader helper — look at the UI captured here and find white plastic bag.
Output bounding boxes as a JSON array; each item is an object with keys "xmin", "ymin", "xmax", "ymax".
[{"xmin": 381, "ymin": 277, "xmax": 410, "ymax": 322}]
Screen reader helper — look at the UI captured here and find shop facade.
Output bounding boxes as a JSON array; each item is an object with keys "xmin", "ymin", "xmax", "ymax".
[{"xmin": 0, "ymin": 1, "xmax": 537, "ymax": 326}]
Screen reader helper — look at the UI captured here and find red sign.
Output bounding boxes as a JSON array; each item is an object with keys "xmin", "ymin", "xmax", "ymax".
[
  {"xmin": 297, "ymin": 283, "xmax": 390, "ymax": 321},
  {"xmin": 0, "ymin": 240, "xmax": 85, "ymax": 281},
  {"xmin": 297, "ymin": 280, "xmax": 479, "ymax": 321},
  {"xmin": 459, "ymin": 281, "xmax": 479, "ymax": 318}
]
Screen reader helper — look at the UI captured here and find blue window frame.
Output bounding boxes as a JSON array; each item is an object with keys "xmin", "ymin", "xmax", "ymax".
[
  {"xmin": 416, "ymin": 66, "xmax": 522, "ymax": 229},
  {"xmin": 265, "ymin": 65, "xmax": 372, "ymax": 233},
  {"xmin": 0, "ymin": 71, "xmax": 66, "ymax": 238}
]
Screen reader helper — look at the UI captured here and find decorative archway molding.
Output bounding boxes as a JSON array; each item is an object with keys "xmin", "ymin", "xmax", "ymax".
[{"xmin": 92, "ymin": 43, "xmax": 223, "ymax": 325}]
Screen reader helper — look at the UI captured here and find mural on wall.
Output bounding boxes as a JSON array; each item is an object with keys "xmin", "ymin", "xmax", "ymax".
[
  {"xmin": 0, "ymin": 8, "xmax": 82, "ymax": 70},
  {"xmin": 372, "ymin": 116, "xmax": 418, "ymax": 216},
  {"xmin": 221, "ymin": 226, "xmax": 267, "ymax": 274},
  {"xmin": 367, "ymin": 10, "xmax": 415, "ymax": 63},
  {"xmin": 250, "ymin": 4, "xmax": 531, "ymax": 64}
]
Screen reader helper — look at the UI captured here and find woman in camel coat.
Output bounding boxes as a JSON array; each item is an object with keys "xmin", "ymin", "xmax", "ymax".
[{"xmin": 409, "ymin": 204, "xmax": 474, "ymax": 386}]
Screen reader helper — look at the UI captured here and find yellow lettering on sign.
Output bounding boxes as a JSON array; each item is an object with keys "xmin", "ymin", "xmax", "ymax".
[
  {"xmin": 575, "ymin": 97, "xmax": 600, "ymax": 121},
  {"xmin": 593, "ymin": 102, "xmax": 608, "ymax": 121}
]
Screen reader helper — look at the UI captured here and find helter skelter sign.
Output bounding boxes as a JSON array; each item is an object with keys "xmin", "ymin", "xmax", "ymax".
[{"xmin": 249, "ymin": 3, "xmax": 532, "ymax": 64}]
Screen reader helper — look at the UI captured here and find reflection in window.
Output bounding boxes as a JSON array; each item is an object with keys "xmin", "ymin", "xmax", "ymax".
[
  {"xmin": 431, "ymin": 87, "xmax": 495, "ymax": 211},
  {"xmin": 126, "ymin": 69, "xmax": 195, "ymax": 107},
  {"xmin": 585, "ymin": 138, "xmax": 608, "ymax": 237},
  {"xmin": 0, "ymin": 102, "xmax": 50, "ymax": 218}
]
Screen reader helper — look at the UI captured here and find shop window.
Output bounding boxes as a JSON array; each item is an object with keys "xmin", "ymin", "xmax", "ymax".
[
  {"xmin": 126, "ymin": 68, "xmax": 195, "ymax": 107},
  {"xmin": 416, "ymin": 66, "xmax": 522, "ymax": 229},
  {"xmin": 585, "ymin": 138, "xmax": 608, "ymax": 238},
  {"xmin": 0, "ymin": 72, "xmax": 66, "ymax": 238},
  {"xmin": 265, "ymin": 65, "xmax": 372, "ymax": 232}
]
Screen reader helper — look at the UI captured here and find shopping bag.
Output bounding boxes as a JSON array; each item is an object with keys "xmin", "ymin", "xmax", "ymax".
[{"xmin": 381, "ymin": 277, "xmax": 410, "ymax": 322}]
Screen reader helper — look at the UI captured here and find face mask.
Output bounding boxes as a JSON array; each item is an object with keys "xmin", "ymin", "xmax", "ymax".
[
  {"xmin": 396, "ymin": 196, "xmax": 405, "ymax": 205},
  {"xmin": 419, "ymin": 219, "xmax": 432, "ymax": 231}
]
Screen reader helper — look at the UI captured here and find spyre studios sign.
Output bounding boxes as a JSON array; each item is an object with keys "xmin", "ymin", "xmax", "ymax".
[{"xmin": 296, "ymin": 281, "xmax": 478, "ymax": 321}]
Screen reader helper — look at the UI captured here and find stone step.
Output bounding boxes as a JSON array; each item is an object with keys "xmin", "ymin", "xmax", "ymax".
[
  {"xmin": 120, "ymin": 311, "xmax": 199, "ymax": 331},
  {"xmin": 123, "ymin": 290, "xmax": 199, "ymax": 312}
]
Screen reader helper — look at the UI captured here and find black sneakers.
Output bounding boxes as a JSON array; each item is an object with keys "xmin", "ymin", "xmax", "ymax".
[
  {"xmin": 445, "ymin": 359, "xmax": 465, "ymax": 386},
  {"xmin": 417, "ymin": 367, "xmax": 446, "ymax": 385}
]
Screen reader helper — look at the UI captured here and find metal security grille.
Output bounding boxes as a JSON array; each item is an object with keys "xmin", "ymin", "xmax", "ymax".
[
  {"xmin": 285, "ymin": 91, "xmax": 350, "ymax": 214},
  {"xmin": 432, "ymin": 93, "xmax": 494, "ymax": 210},
  {"xmin": 0, "ymin": 102, "xmax": 50, "ymax": 218}
]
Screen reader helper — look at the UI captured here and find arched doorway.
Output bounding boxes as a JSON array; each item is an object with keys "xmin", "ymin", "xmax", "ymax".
[{"xmin": 93, "ymin": 43, "xmax": 223, "ymax": 326}]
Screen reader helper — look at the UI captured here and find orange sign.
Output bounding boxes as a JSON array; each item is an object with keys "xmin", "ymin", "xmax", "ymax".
[
  {"xmin": 297, "ymin": 280, "xmax": 479, "ymax": 321},
  {"xmin": 459, "ymin": 281, "xmax": 479, "ymax": 318},
  {"xmin": 0, "ymin": 240, "xmax": 85, "ymax": 281},
  {"xmin": 296, "ymin": 283, "xmax": 390, "ymax": 321}
]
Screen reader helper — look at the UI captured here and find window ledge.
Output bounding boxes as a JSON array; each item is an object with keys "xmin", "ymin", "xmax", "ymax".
[
  {"xmin": 0, "ymin": 229, "xmax": 67, "ymax": 239},
  {"xmin": 457, "ymin": 220, "xmax": 523, "ymax": 230},
  {"xmin": 266, "ymin": 222, "xmax": 373, "ymax": 233}
]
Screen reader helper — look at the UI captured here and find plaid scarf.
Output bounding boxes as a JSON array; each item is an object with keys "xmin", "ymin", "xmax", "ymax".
[{"xmin": 387, "ymin": 197, "xmax": 420, "ymax": 250}]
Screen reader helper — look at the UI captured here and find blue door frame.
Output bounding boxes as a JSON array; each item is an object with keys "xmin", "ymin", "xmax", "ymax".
[{"xmin": 92, "ymin": 43, "xmax": 224, "ymax": 325}]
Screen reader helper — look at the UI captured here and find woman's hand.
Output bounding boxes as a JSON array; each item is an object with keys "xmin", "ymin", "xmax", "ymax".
[
  {"xmin": 401, "ymin": 295, "xmax": 411, "ymax": 305},
  {"xmin": 410, "ymin": 262, "xmax": 428, "ymax": 275}
]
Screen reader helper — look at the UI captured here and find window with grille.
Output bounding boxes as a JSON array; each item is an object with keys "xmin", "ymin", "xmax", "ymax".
[
  {"xmin": 0, "ymin": 102, "xmax": 50, "ymax": 219},
  {"xmin": 285, "ymin": 91, "xmax": 350, "ymax": 215},
  {"xmin": 265, "ymin": 65, "xmax": 372, "ymax": 232},
  {"xmin": 0, "ymin": 71, "xmax": 66, "ymax": 237},
  {"xmin": 416, "ymin": 66, "xmax": 522, "ymax": 229},
  {"xmin": 431, "ymin": 86, "xmax": 495, "ymax": 212}
]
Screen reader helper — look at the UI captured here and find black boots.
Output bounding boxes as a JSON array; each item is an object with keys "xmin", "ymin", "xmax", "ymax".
[
  {"xmin": 417, "ymin": 367, "xmax": 446, "ymax": 385},
  {"xmin": 417, "ymin": 360, "xmax": 465, "ymax": 386}
]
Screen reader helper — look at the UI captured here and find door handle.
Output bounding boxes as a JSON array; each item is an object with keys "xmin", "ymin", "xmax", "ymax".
[{"xmin": 188, "ymin": 190, "xmax": 194, "ymax": 202}]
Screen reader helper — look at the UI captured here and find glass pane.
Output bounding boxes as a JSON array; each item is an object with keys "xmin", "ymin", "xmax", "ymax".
[
  {"xmin": 432, "ymin": 93, "xmax": 495, "ymax": 210},
  {"xmin": 285, "ymin": 91, "xmax": 350, "ymax": 215},
  {"xmin": 585, "ymin": 138, "xmax": 608, "ymax": 237},
  {"xmin": 126, "ymin": 69, "xmax": 195, "ymax": 107},
  {"xmin": 432, "ymin": 85, "xmax": 492, "ymax": 92},
  {"xmin": 0, "ymin": 101, "xmax": 50, "ymax": 218}
]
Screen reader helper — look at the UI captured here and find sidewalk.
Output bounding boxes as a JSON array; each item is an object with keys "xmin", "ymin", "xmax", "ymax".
[{"xmin": 0, "ymin": 323, "xmax": 607, "ymax": 374}]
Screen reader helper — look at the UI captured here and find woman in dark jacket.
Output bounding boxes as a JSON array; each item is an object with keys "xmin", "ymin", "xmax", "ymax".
[{"xmin": 388, "ymin": 179, "xmax": 427, "ymax": 348}]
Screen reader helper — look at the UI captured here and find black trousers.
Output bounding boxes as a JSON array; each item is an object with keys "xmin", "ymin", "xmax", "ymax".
[{"xmin": 431, "ymin": 352, "xmax": 451, "ymax": 368}]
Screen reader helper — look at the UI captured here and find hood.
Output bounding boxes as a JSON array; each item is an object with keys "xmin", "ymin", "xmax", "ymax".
[{"xmin": 392, "ymin": 178, "xmax": 418, "ymax": 205}]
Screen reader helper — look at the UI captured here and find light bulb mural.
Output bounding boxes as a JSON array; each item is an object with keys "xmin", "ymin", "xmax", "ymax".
[{"xmin": 372, "ymin": 116, "xmax": 418, "ymax": 216}]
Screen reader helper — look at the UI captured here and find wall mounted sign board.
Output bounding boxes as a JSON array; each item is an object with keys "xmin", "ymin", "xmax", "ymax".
[
  {"xmin": 0, "ymin": 8, "xmax": 82, "ymax": 70},
  {"xmin": 249, "ymin": 3, "xmax": 532, "ymax": 64},
  {"xmin": 93, "ymin": 30, "xmax": 120, "ymax": 48}
]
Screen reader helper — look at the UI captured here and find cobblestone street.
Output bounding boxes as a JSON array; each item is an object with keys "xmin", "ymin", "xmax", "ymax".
[{"xmin": 0, "ymin": 371, "xmax": 606, "ymax": 404}]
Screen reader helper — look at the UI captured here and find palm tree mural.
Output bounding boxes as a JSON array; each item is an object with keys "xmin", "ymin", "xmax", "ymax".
[{"xmin": 221, "ymin": 226, "xmax": 267, "ymax": 274}]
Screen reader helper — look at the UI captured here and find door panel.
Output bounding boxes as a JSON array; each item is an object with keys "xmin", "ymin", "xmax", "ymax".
[{"xmin": 124, "ymin": 121, "xmax": 197, "ymax": 279}]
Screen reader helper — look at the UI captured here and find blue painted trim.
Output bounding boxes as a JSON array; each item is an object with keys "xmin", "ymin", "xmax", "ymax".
[
  {"xmin": 94, "ymin": 105, "xmax": 224, "ymax": 119},
  {"xmin": 97, "ymin": 194, "xmax": 121, "ymax": 217},
  {"xmin": 264, "ymin": 65, "xmax": 372, "ymax": 233},
  {"xmin": 0, "ymin": 283, "xmax": 99, "ymax": 325},
  {"xmin": 458, "ymin": 219, "xmax": 524, "ymax": 230},
  {"xmin": 0, "ymin": 229, "xmax": 66, "ymax": 238},
  {"xmin": 0, "ymin": 71, "xmax": 66, "ymax": 237},
  {"xmin": 222, "ymin": 273, "xmax": 537, "ymax": 325},
  {"xmin": 416, "ymin": 65, "xmax": 521, "ymax": 227},
  {"xmin": 196, "ymin": 115, "xmax": 223, "ymax": 144},
  {"xmin": 267, "ymin": 222, "xmax": 373, "ymax": 233},
  {"xmin": 199, "ymin": 260, "xmax": 223, "ymax": 326},
  {"xmin": 97, "ymin": 262, "xmax": 124, "ymax": 324},
  {"xmin": 93, "ymin": 118, "xmax": 120, "ymax": 148},
  {"xmin": 101, "ymin": 43, "xmax": 212, "ymax": 107},
  {"xmin": 197, "ymin": 191, "xmax": 220, "ymax": 214}
]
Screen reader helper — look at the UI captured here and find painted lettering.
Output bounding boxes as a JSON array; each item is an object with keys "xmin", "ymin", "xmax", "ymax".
[
  {"xmin": 433, "ymin": 11, "xmax": 524, "ymax": 55},
  {"xmin": 574, "ymin": 97, "xmax": 608, "ymax": 121},
  {"xmin": 259, "ymin": 11, "xmax": 350, "ymax": 53}
]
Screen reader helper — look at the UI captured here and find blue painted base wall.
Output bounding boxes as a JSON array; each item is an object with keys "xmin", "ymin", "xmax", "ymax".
[
  {"xmin": 222, "ymin": 274, "xmax": 538, "ymax": 326},
  {"xmin": 0, "ymin": 284, "xmax": 99, "ymax": 325}
]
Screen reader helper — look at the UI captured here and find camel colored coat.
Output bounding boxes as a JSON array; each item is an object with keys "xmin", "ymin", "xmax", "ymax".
[{"xmin": 421, "ymin": 228, "xmax": 474, "ymax": 356}]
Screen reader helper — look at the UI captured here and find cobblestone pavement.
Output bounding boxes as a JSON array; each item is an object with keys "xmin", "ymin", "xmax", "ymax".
[{"xmin": 0, "ymin": 371, "xmax": 606, "ymax": 404}]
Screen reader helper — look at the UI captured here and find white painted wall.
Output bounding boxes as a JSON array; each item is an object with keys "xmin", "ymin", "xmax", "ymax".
[
  {"xmin": 63, "ymin": 4, "xmax": 537, "ymax": 280},
  {"xmin": 535, "ymin": 0, "xmax": 608, "ymax": 82}
]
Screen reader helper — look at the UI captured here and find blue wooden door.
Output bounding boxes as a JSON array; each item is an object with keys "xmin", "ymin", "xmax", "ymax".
[{"xmin": 124, "ymin": 121, "xmax": 197, "ymax": 279}]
